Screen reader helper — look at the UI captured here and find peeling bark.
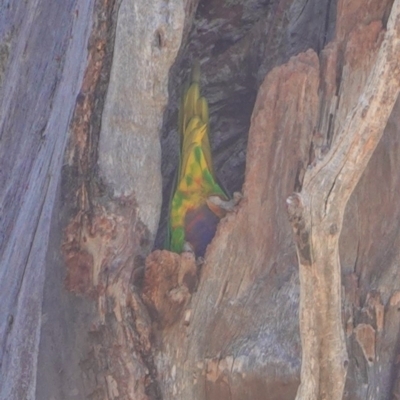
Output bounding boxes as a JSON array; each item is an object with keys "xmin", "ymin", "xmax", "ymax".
[
  {"xmin": 2, "ymin": 0, "xmax": 400, "ymax": 399},
  {"xmin": 287, "ymin": 1, "xmax": 400, "ymax": 399},
  {"xmin": 60, "ymin": 0, "xmax": 186, "ymax": 398}
]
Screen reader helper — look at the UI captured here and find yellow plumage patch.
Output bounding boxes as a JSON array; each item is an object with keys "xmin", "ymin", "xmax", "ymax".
[{"xmin": 169, "ymin": 62, "xmax": 228, "ymax": 255}]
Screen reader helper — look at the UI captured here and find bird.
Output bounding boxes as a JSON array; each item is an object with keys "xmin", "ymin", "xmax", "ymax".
[{"xmin": 168, "ymin": 62, "xmax": 235, "ymax": 257}]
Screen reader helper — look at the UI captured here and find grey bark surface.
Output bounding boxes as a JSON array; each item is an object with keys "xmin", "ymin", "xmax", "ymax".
[
  {"xmin": 1, "ymin": 0, "xmax": 400, "ymax": 399},
  {"xmin": 0, "ymin": 1, "xmax": 93, "ymax": 399},
  {"xmin": 99, "ymin": 0, "xmax": 185, "ymax": 238}
]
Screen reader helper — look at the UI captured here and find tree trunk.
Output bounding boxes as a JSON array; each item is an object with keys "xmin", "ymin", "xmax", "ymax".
[
  {"xmin": 0, "ymin": 1, "xmax": 94, "ymax": 398},
  {"xmin": 1, "ymin": 0, "xmax": 400, "ymax": 399},
  {"xmin": 288, "ymin": 2, "xmax": 400, "ymax": 398}
]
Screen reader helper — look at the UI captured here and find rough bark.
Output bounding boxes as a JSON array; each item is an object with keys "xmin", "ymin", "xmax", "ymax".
[
  {"xmin": 0, "ymin": 1, "xmax": 93, "ymax": 398},
  {"xmin": 60, "ymin": 0, "xmax": 187, "ymax": 398},
  {"xmin": 152, "ymin": 1, "xmax": 400, "ymax": 399},
  {"xmin": 2, "ymin": 0, "xmax": 400, "ymax": 399},
  {"xmin": 287, "ymin": 1, "xmax": 400, "ymax": 399}
]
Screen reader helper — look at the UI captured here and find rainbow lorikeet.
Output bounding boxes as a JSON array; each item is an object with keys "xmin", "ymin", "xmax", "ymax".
[{"xmin": 168, "ymin": 63, "xmax": 235, "ymax": 257}]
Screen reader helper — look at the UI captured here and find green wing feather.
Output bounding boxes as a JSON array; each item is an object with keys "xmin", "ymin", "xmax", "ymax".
[{"xmin": 168, "ymin": 62, "xmax": 228, "ymax": 255}]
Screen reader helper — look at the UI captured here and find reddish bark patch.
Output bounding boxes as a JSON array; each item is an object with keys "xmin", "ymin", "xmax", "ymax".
[
  {"xmin": 355, "ymin": 323, "xmax": 376, "ymax": 364},
  {"xmin": 64, "ymin": 251, "xmax": 93, "ymax": 294},
  {"xmin": 142, "ymin": 250, "xmax": 198, "ymax": 328}
]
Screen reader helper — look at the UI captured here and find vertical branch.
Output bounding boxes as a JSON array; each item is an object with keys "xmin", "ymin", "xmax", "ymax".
[{"xmin": 288, "ymin": 1, "xmax": 400, "ymax": 399}]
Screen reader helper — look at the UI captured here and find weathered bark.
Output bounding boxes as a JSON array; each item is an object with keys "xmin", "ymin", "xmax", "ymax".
[
  {"xmin": 287, "ymin": 1, "xmax": 400, "ymax": 399},
  {"xmin": 2, "ymin": 0, "xmax": 400, "ymax": 399},
  {"xmin": 60, "ymin": 0, "xmax": 187, "ymax": 398},
  {"xmin": 0, "ymin": 1, "xmax": 94, "ymax": 398}
]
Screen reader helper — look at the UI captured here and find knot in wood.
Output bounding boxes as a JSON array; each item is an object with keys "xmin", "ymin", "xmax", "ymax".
[
  {"xmin": 329, "ymin": 223, "xmax": 338, "ymax": 235},
  {"xmin": 286, "ymin": 193, "xmax": 304, "ymax": 223}
]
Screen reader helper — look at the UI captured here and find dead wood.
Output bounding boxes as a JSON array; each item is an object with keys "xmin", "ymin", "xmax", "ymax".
[{"xmin": 287, "ymin": 1, "xmax": 400, "ymax": 399}]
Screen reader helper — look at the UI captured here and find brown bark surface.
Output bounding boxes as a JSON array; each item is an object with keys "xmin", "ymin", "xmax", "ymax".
[
  {"xmin": 288, "ymin": 2, "xmax": 400, "ymax": 398},
  {"xmin": 1, "ymin": 0, "xmax": 400, "ymax": 399}
]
